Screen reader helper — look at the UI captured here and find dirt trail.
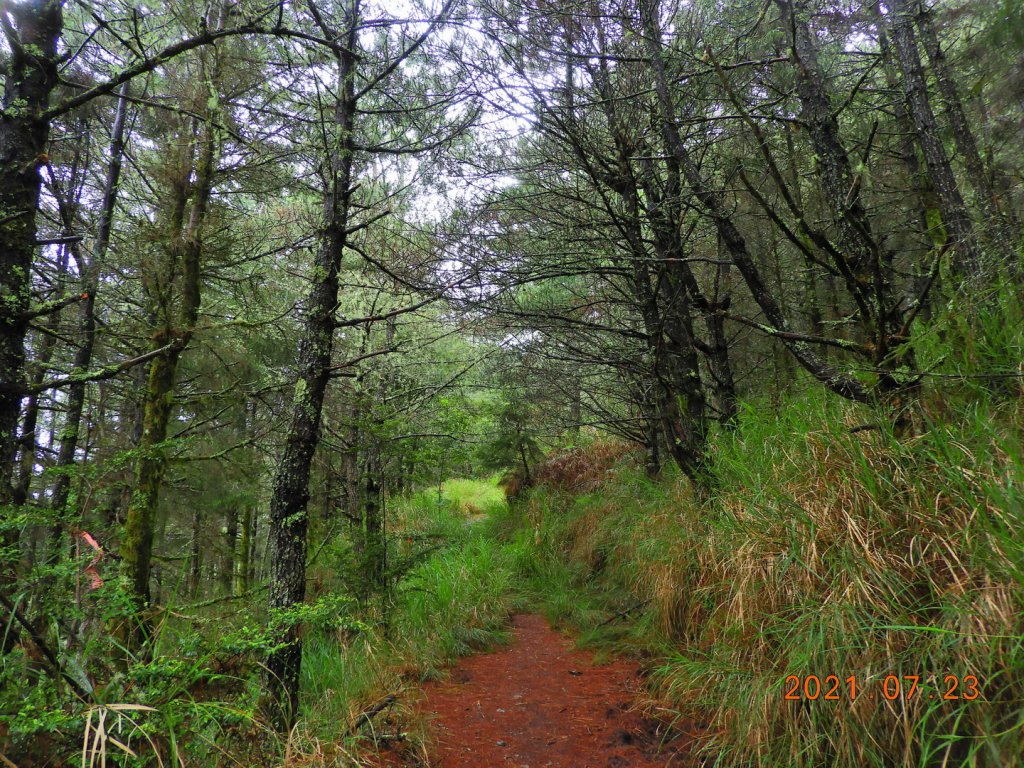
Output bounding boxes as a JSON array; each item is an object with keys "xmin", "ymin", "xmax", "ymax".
[{"xmin": 397, "ymin": 614, "xmax": 696, "ymax": 767}]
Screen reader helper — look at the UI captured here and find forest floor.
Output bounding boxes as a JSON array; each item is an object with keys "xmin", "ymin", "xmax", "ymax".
[{"xmin": 369, "ymin": 613, "xmax": 699, "ymax": 767}]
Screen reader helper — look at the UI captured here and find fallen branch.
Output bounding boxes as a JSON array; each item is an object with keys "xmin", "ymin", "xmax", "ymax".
[
  {"xmin": 0, "ymin": 594, "xmax": 93, "ymax": 701},
  {"xmin": 849, "ymin": 424, "xmax": 880, "ymax": 434},
  {"xmin": 346, "ymin": 694, "xmax": 398, "ymax": 736},
  {"xmin": 597, "ymin": 599, "xmax": 653, "ymax": 629}
]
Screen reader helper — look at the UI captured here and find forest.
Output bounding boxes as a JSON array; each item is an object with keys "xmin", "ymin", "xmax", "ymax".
[{"xmin": 1, "ymin": 0, "xmax": 1022, "ymax": 765}]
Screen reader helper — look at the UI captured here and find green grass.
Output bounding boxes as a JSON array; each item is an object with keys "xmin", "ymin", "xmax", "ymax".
[
  {"xmin": 439, "ymin": 475, "xmax": 508, "ymax": 517},
  {"xmin": 296, "ymin": 476, "xmax": 522, "ymax": 757}
]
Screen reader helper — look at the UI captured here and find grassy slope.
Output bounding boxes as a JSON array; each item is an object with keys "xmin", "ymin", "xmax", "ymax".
[{"xmin": 502, "ymin": 386, "xmax": 1024, "ymax": 768}]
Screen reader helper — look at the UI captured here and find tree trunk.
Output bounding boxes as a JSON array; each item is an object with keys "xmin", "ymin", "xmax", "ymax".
[
  {"xmin": 775, "ymin": 0, "xmax": 916, "ymax": 380},
  {"xmin": 50, "ymin": 85, "xmax": 129, "ymax": 538},
  {"xmin": 640, "ymin": 385, "xmax": 662, "ymax": 478},
  {"xmin": 362, "ymin": 444, "xmax": 385, "ymax": 596},
  {"xmin": 14, "ymin": 261, "xmax": 63, "ymax": 506},
  {"xmin": 189, "ymin": 507, "xmax": 202, "ymax": 598},
  {"xmin": 586, "ymin": 10, "xmax": 718, "ymax": 481},
  {"xmin": 915, "ymin": 0, "xmax": 1016, "ymax": 242},
  {"xmin": 638, "ymin": 0, "xmax": 870, "ymax": 404},
  {"xmin": 223, "ymin": 503, "xmax": 238, "ymax": 595},
  {"xmin": 123, "ymin": 350, "xmax": 183, "ymax": 605},
  {"xmin": 517, "ymin": 428, "xmax": 532, "ymax": 485},
  {"xmin": 265, "ymin": 20, "xmax": 359, "ymax": 728},
  {"xmin": 0, "ymin": 1, "xmax": 63, "ymax": 507},
  {"xmin": 886, "ymin": 0, "xmax": 982, "ymax": 276},
  {"xmin": 122, "ymin": 120, "xmax": 219, "ymax": 611},
  {"xmin": 239, "ymin": 504, "xmax": 253, "ymax": 594}
]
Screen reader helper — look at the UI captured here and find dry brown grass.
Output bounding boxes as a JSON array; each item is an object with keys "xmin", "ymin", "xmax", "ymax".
[{"xmin": 533, "ymin": 440, "xmax": 640, "ymax": 492}]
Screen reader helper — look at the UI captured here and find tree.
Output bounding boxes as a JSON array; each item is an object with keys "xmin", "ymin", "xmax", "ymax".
[
  {"xmin": 262, "ymin": 0, "xmax": 470, "ymax": 726},
  {"xmin": 121, "ymin": 50, "xmax": 227, "ymax": 614}
]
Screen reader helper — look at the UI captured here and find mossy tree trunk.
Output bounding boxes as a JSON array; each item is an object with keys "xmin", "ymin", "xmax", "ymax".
[
  {"xmin": 121, "ymin": 111, "xmax": 220, "ymax": 612},
  {"xmin": 886, "ymin": 0, "xmax": 982, "ymax": 277},
  {"xmin": 0, "ymin": 0, "xmax": 63, "ymax": 508},
  {"xmin": 915, "ymin": 0, "xmax": 1017, "ymax": 242}
]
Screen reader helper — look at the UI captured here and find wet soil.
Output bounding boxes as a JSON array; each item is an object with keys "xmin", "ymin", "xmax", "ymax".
[{"xmin": 374, "ymin": 614, "xmax": 698, "ymax": 767}]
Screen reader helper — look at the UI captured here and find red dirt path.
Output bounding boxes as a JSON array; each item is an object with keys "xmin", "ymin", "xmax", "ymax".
[{"xmin": 379, "ymin": 614, "xmax": 697, "ymax": 767}]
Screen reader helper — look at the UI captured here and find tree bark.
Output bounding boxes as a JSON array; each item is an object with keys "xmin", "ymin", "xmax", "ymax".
[
  {"xmin": 14, "ymin": 252, "xmax": 65, "ymax": 506},
  {"xmin": 50, "ymin": 86, "xmax": 129, "ymax": 534},
  {"xmin": 189, "ymin": 507, "xmax": 202, "ymax": 598},
  {"xmin": 0, "ymin": 0, "xmax": 63, "ymax": 506},
  {"xmin": 224, "ymin": 502, "xmax": 239, "ymax": 595},
  {"xmin": 775, "ymin": 0, "xmax": 920, "ymax": 385},
  {"xmin": 362, "ymin": 444, "xmax": 385, "ymax": 595},
  {"xmin": 557, "ymin": 25, "xmax": 715, "ymax": 484},
  {"xmin": 638, "ymin": 0, "xmax": 870, "ymax": 404},
  {"xmin": 122, "ymin": 117, "xmax": 219, "ymax": 610},
  {"xmin": 265, "ymin": 10, "xmax": 360, "ymax": 728},
  {"xmin": 239, "ymin": 504, "xmax": 253, "ymax": 594},
  {"xmin": 886, "ymin": 0, "xmax": 982, "ymax": 276},
  {"xmin": 915, "ymin": 0, "xmax": 1016, "ymax": 242}
]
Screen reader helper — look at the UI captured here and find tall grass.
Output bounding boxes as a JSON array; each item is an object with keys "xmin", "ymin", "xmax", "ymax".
[{"xmin": 507, "ymin": 384, "xmax": 1024, "ymax": 767}]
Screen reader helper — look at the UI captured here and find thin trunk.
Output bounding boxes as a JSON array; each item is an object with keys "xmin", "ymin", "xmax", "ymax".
[
  {"xmin": 362, "ymin": 315, "xmax": 396, "ymax": 595},
  {"xmin": 656, "ymin": 273, "xmax": 709, "ymax": 483},
  {"xmin": 342, "ymin": 440, "xmax": 361, "ymax": 526},
  {"xmin": 122, "ymin": 120, "xmax": 219, "ymax": 610},
  {"xmin": 19, "ymin": 114, "xmax": 89, "ymax": 516},
  {"xmin": 124, "ymin": 351, "xmax": 182, "ymax": 604},
  {"xmin": 517, "ymin": 429, "xmax": 532, "ymax": 485},
  {"xmin": 704, "ymin": 250, "xmax": 737, "ymax": 428},
  {"xmin": 362, "ymin": 445, "xmax": 384, "ymax": 594},
  {"xmin": 16, "ymin": 249, "xmax": 66, "ymax": 574},
  {"xmin": 265, "ymin": 15, "xmax": 360, "ymax": 728},
  {"xmin": 249, "ymin": 507, "xmax": 260, "ymax": 584},
  {"xmin": 641, "ymin": 385, "xmax": 661, "ymax": 478},
  {"xmin": 568, "ymin": 379, "xmax": 581, "ymax": 440},
  {"xmin": 189, "ymin": 508, "xmax": 202, "ymax": 598},
  {"xmin": 223, "ymin": 504, "xmax": 238, "ymax": 595},
  {"xmin": 14, "ymin": 260, "xmax": 63, "ymax": 505},
  {"xmin": 50, "ymin": 85, "xmax": 129, "ymax": 537},
  {"xmin": 239, "ymin": 504, "xmax": 253, "ymax": 594},
  {"xmin": 887, "ymin": 0, "xmax": 982, "ymax": 276}
]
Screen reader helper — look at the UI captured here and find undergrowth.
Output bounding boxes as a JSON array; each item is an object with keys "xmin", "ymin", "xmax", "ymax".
[{"xmin": 1, "ymin": 478, "xmax": 519, "ymax": 767}]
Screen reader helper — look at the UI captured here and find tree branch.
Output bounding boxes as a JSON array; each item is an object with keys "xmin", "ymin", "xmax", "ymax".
[
  {"xmin": 20, "ymin": 292, "xmax": 88, "ymax": 323},
  {"xmin": 24, "ymin": 343, "xmax": 177, "ymax": 396}
]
